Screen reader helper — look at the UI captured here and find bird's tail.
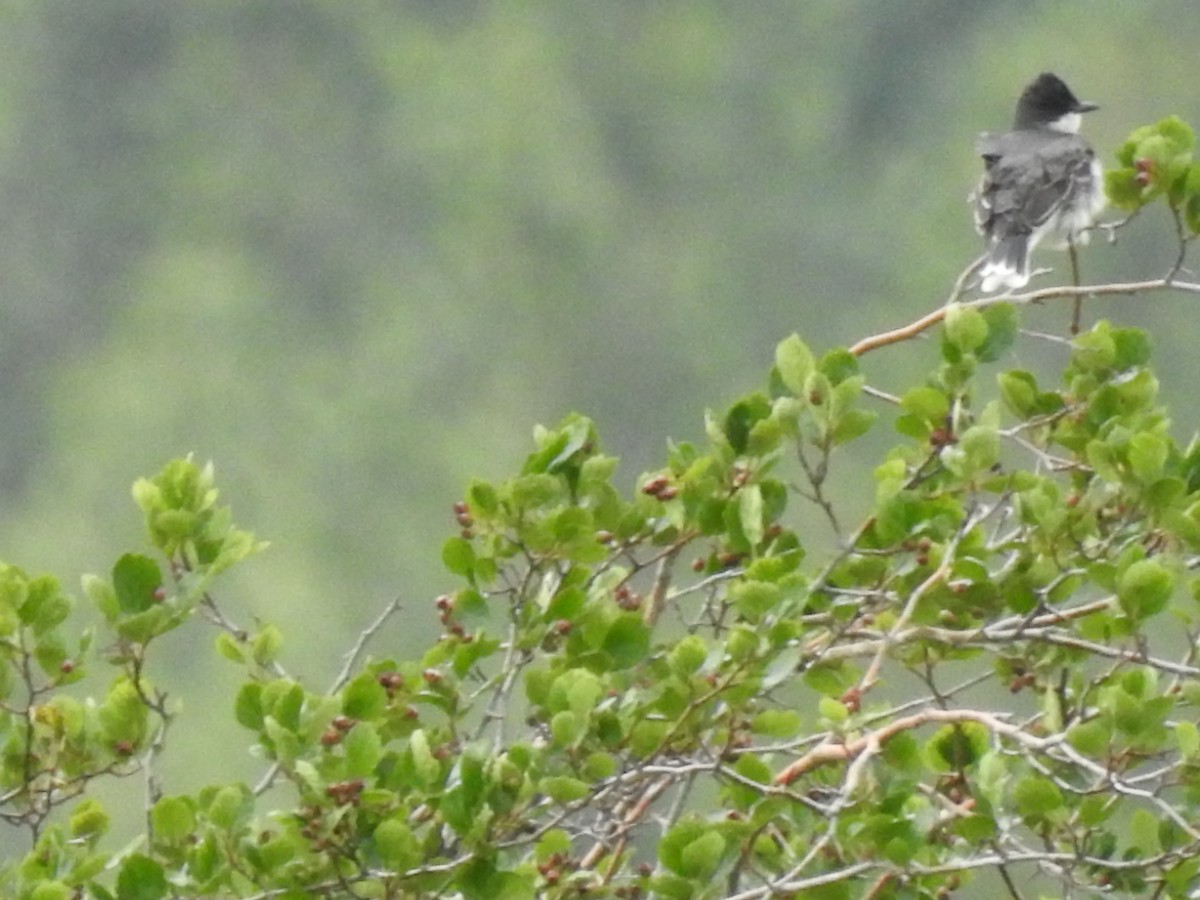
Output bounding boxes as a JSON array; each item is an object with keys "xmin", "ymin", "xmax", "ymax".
[{"xmin": 978, "ymin": 236, "xmax": 1030, "ymax": 293}]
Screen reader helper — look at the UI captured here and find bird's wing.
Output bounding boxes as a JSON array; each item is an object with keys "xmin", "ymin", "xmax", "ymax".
[
  {"xmin": 1020, "ymin": 137, "xmax": 1097, "ymax": 229},
  {"xmin": 974, "ymin": 133, "xmax": 1095, "ymax": 238}
]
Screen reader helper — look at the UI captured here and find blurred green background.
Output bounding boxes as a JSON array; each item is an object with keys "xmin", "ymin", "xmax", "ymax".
[{"xmin": 1, "ymin": 0, "xmax": 1198, "ymax": 804}]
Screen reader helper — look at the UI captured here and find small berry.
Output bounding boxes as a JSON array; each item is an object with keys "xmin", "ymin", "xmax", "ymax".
[
  {"xmin": 422, "ymin": 669, "xmax": 442, "ymax": 685},
  {"xmin": 453, "ymin": 501, "xmax": 469, "ymax": 515},
  {"xmin": 153, "ymin": 586, "xmax": 167, "ymax": 602},
  {"xmin": 554, "ymin": 619, "xmax": 572, "ymax": 635},
  {"xmin": 691, "ymin": 557, "xmax": 705, "ymax": 572},
  {"xmin": 839, "ymin": 687, "xmax": 862, "ymax": 713},
  {"xmin": 332, "ymin": 715, "xmax": 355, "ymax": 732},
  {"xmin": 320, "ymin": 729, "xmax": 342, "ymax": 747},
  {"xmin": 641, "ymin": 475, "xmax": 670, "ymax": 496},
  {"xmin": 59, "ymin": 660, "xmax": 75, "ymax": 675}
]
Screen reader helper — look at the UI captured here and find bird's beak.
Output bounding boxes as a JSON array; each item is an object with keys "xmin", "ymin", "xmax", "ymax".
[{"xmin": 1077, "ymin": 100, "xmax": 1100, "ymax": 113}]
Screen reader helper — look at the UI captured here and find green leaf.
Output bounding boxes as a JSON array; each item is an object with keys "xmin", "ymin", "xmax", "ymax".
[
  {"xmin": 731, "ymin": 580, "xmax": 782, "ymax": 621},
  {"xmin": 679, "ymin": 829, "xmax": 725, "ymax": 880},
  {"xmin": 832, "ymin": 408, "xmax": 877, "ymax": 444},
  {"xmin": 31, "ymin": 884, "xmax": 71, "ymax": 900},
  {"xmin": 604, "ymin": 614, "xmax": 651, "ymax": 669},
  {"xmin": 151, "ymin": 796, "xmax": 196, "ymax": 843},
  {"xmin": 1013, "ymin": 775, "xmax": 1063, "ymax": 818},
  {"xmin": 818, "ymin": 347, "xmax": 859, "ymax": 385},
  {"xmin": 116, "ymin": 854, "xmax": 168, "ymax": 900},
  {"xmin": 467, "ymin": 479, "xmax": 499, "ymax": 517},
  {"xmin": 1067, "ymin": 718, "xmax": 1112, "ymax": 757},
  {"xmin": 442, "ymin": 537, "xmax": 476, "ymax": 578},
  {"xmin": 551, "ymin": 710, "xmax": 582, "ymax": 747},
  {"xmin": 1128, "ymin": 432, "xmax": 1168, "ymax": 484},
  {"xmin": 251, "ymin": 623, "xmax": 283, "ymax": 666},
  {"xmin": 750, "ymin": 709, "xmax": 802, "ymax": 738},
  {"xmin": 345, "ymin": 722, "xmax": 383, "ymax": 777},
  {"xmin": 550, "ymin": 668, "xmax": 602, "ymax": 718},
  {"xmin": 206, "ymin": 785, "xmax": 247, "ymax": 830},
  {"xmin": 978, "ymin": 302, "xmax": 1017, "ymax": 361},
  {"xmin": 69, "ymin": 798, "xmax": 110, "ymax": 841},
  {"xmin": 629, "ymin": 720, "xmax": 668, "ymax": 758},
  {"xmin": 582, "ymin": 751, "xmax": 616, "ymax": 780},
  {"xmin": 669, "ymin": 635, "xmax": 708, "ymax": 676},
  {"xmin": 540, "ymin": 775, "xmax": 589, "ymax": 804},
  {"xmin": 112, "ymin": 554, "xmax": 162, "ymax": 615},
  {"xmin": 374, "ymin": 818, "xmax": 421, "ymax": 871},
  {"xmin": 82, "ymin": 573, "xmax": 119, "ymax": 623},
  {"xmin": 1105, "ymin": 167, "xmax": 1145, "ymax": 209},
  {"xmin": 724, "ymin": 394, "xmax": 771, "ymax": 455},
  {"xmin": 215, "ymin": 631, "xmax": 245, "ymax": 664},
  {"xmin": 998, "ymin": 371, "xmax": 1037, "ymax": 418},
  {"xmin": 1177, "ymin": 721, "xmax": 1200, "ymax": 759},
  {"xmin": 342, "ymin": 671, "xmax": 389, "ymax": 720},
  {"xmin": 234, "ymin": 683, "xmax": 264, "ymax": 730},
  {"xmin": 818, "ymin": 696, "xmax": 848, "ymax": 722},
  {"xmin": 737, "ymin": 485, "xmax": 764, "ymax": 547},
  {"xmin": 1118, "ymin": 558, "xmax": 1175, "ymax": 620},
  {"xmin": 409, "ymin": 729, "xmax": 441, "ymax": 786},
  {"xmin": 1129, "ymin": 808, "xmax": 1162, "ymax": 855},
  {"xmin": 944, "ymin": 303, "xmax": 988, "ymax": 353},
  {"xmin": 927, "ymin": 722, "xmax": 988, "ymax": 771},
  {"xmin": 775, "ymin": 334, "xmax": 815, "ymax": 395}
]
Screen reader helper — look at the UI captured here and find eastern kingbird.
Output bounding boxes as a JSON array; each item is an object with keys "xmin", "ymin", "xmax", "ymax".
[{"xmin": 973, "ymin": 73, "xmax": 1105, "ymax": 293}]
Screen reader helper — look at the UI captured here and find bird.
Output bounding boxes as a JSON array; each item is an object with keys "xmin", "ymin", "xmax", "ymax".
[{"xmin": 973, "ymin": 73, "xmax": 1105, "ymax": 293}]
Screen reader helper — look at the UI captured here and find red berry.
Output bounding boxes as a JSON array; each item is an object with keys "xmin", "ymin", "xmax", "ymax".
[
  {"xmin": 453, "ymin": 501, "xmax": 469, "ymax": 515},
  {"xmin": 554, "ymin": 619, "xmax": 572, "ymax": 635},
  {"xmin": 153, "ymin": 586, "xmax": 167, "ymax": 602},
  {"xmin": 422, "ymin": 669, "xmax": 442, "ymax": 684},
  {"xmin": 320, "ymin": 729, "xmax": 342, "ymax": 747},
  {"xmin": 59, "ymin": 660, "xmax": 75, "ymax": 675},
  {"xmin": 641, "ymin": 475, "xmax": 670, "ymax": 496},
  {"xmin": 114, "ymin": 740, "xmax": 135, "ymax": 757}
]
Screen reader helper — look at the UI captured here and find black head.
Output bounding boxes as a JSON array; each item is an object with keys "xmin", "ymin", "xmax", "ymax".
[{"xmin": 1013, "ymin": 73, "xmax": 1098, "ymax": 130}]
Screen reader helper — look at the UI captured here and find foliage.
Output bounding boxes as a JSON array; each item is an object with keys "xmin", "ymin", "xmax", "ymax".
[{"xmin": 2, "ymin": 122, "xmax": 1200, "ymax": 900}]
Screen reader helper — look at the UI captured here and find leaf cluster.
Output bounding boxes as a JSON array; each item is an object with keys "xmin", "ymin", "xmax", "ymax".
[{"xmin": 4, "ymin": 120, "xmax": 1200, "ymax": 900}]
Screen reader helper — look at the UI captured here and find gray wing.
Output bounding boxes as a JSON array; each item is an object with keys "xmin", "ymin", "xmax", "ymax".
[{"xmin": 974, "ymin": 132, "xmax": 1096, "ymax": 240}]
